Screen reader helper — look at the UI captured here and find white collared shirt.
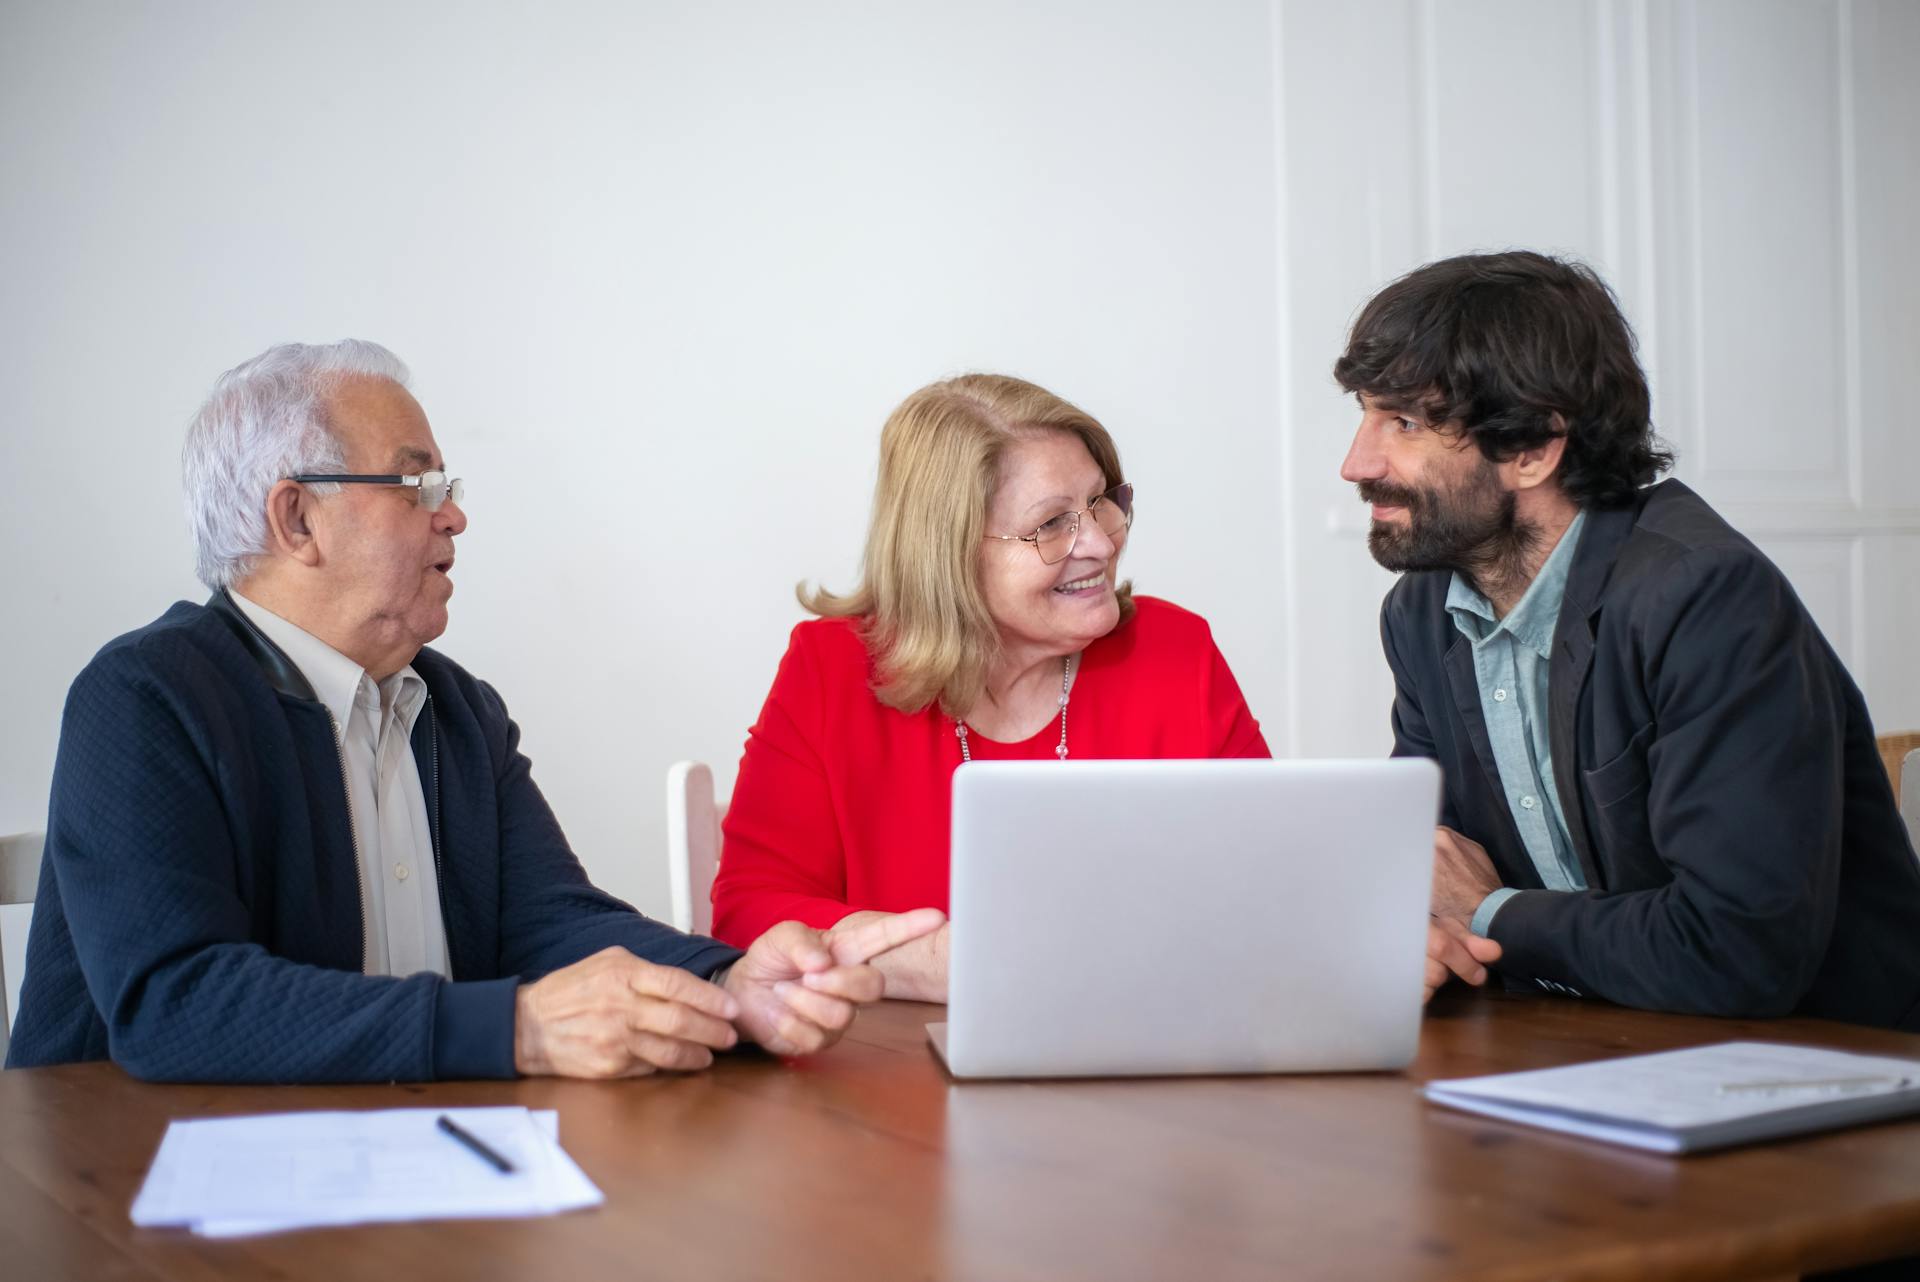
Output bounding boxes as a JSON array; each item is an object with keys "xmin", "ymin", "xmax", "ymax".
[{"xmin": 233, "ymin": 592, "xmax": 452, "ymax": 979}]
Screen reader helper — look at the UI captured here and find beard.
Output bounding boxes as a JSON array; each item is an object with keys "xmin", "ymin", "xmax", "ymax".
[{"xmin": 1358, "ymin": 459, "xmax": 1538, "ymax": 586}]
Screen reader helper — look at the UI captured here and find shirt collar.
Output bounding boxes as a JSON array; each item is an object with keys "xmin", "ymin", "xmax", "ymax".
[
  {"xmin": 230, "ymin": 592, "xmax": 425, "ymax": 737},
  {"xmin": 1445, "ymin": 510, "xmax": 1588, "ymax": 659}
]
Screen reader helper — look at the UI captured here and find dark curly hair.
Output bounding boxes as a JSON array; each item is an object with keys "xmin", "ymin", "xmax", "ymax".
[{"xmin": 1333, "ymin": 251, "xmax": 1672, "ymax": 508}]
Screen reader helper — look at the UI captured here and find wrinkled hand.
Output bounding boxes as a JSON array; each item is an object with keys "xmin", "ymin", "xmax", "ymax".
[
  {"xmin": 1431, "ymin": 825, "xmax": 1502, "ymax": 927},
  {"xmin": 514, "ymin": 946, "xmax": 741, "ymax": 1078},
  {"xmin": 725, "ymin": 908, "xmax": 947, "ymax": 1056},
  {"xmin": 1425, "ymin": 916, "xmax": 1503, "ymax": 1004}
]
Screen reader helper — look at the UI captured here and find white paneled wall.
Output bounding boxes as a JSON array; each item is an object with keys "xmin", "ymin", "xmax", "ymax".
[
  {"xmin": 0, "ymin": 1, "xmax": 1913, "ymax": 928},
  {"xmin": 1276, "ymin": 0, "xmax": 1920, "ymax": 758}
]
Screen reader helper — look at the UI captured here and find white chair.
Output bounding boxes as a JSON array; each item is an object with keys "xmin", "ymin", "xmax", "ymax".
[
  {"xmin": 1903, "ymin": 748, "xmax": 1920, "ymax": 858},
  {"xmin": 1, "ymin": 830, "xmax": 45, "ymax": 1060},
  {"xmin": 666, "ymin": 763, "xmax": 725, "ymax": 936}
]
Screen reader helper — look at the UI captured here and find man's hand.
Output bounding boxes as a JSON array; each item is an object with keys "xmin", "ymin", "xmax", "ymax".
[
  {"xmin": 1425, "ymin": 915, "xmax": 1503, "ymax": 1004},
  {"xmin": 725, "ymin": 908, "xmax": 946, "ymax": 1056},
  {"xmin": 1431, "ymin": 825, "xmax": 1502, "ymax": 927},
  {"xmin": 514, "ymin": 946, "xmax": 742, "ymax": 1078}
]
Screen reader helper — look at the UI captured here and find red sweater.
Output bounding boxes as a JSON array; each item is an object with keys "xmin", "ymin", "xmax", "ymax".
[{"xmin": 711, "ymin": 596, "xmax": 1270, "ymax": 946}]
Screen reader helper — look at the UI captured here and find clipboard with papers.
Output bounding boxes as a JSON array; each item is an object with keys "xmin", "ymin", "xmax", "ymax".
[{"xmin": 1423, "ymin": 1041, "xmax": 1920, "ymax": 1154}]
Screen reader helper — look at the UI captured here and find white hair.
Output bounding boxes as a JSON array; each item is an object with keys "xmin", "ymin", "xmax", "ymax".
[{"xmin": 182, "ymin": 339, "xmax": 411, "ymax": 589}]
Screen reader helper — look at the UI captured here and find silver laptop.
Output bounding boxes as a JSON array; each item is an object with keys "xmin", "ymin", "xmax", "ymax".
[{"xmin": 927, "ymin": 758, "xmax": 1440, "ymax": 1079}]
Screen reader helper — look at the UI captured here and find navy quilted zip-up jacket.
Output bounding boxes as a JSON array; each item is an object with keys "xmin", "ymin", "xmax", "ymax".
[{"xmin": 6, "ymin": 593, "xmax": 738, "ymax": 1082}]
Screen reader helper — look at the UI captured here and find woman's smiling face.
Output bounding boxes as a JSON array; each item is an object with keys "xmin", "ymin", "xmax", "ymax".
[{"xmin": 976, "ymin": 430, "xmax": 1128, "ymax": 659}]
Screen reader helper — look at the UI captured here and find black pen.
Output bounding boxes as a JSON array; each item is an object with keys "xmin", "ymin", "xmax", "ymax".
[{"xmin": 436, "ymin": 1113, "xmax": 517, "ymax": 1174}]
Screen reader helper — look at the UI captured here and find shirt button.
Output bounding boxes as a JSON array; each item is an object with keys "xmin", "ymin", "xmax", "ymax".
[
  {"xmin": 394, "ymin": 864, "xmax": 410, "ymax": 881},
  {"xmin": 1520, "ymin": 796, "xmax": 1537, "ymax": 810},
  {"xmin": 1493, "ymin": 689, "xmax": 1508, "ymax": 702}
]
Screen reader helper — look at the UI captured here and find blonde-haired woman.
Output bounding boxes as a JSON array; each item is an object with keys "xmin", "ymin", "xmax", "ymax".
[{"xmin": 710, "ymin": 375, "xmax": 1269, "ymax": 1000}]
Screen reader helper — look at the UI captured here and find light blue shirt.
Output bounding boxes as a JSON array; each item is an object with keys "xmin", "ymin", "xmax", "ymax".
[{"xmin": 1445, "ymin": 512, "xmax": 1588, "ymax": 935}]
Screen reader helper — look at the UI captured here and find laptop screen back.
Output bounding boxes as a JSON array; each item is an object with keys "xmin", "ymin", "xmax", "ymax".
[{"xmin": 942, "ymin": 758, "xmax": 1439, "ymax": 1078}]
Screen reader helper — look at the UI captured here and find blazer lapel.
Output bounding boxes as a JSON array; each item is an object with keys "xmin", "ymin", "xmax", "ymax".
[
  {"xmin": 1549, "ymin": 624, "xmax": 1599, "ymax": 886},
  {"xmin": 1443, "ymin": 634, "xmax": 1504, "ymax": 812},
  {"xmin": 1548, "ymin": 498, "xmax": 1641, "ymax": 889}
]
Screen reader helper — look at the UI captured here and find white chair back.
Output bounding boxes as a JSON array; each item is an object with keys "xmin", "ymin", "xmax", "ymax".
[
  {"xmin": 666, "ymin": 763, "xmax": 724, "ymax": 936},
  {"xmin": 1, "ymin": 831, "xmax": 45, "ymax": 1060},
  {"xmin": 1903, "ymin": 748, "xmax": 1920, "ymax": 859}
]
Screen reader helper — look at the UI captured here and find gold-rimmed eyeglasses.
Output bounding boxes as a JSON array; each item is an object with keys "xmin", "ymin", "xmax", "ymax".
[
  {"xmin": 290, "ymin": 470, "xmax": 465, "ymax": 512},
  {"xmin": 985, "ymin": 482, "xmax": 1133, "ymax": 565}
]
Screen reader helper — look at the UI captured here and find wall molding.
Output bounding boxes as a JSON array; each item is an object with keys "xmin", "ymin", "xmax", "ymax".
[{"xmin": 1712, "ymin": 504, "xmax": 1920, "ymax": 538}]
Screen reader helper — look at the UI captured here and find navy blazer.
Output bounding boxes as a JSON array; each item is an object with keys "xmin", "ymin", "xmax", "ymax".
[
  {"xmin": 7, "ymin": 592, "xmax": 739, "ymax": 1081},
  {"xmin": 1382, "ymin": 480, "xmax": 1920, "ymax": 1028}
]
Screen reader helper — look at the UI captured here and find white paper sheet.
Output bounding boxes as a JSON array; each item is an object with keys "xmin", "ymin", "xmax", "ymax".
[{"xmin": 131, "ymin": 1106, "xmax": 601, "ymax": 1237}]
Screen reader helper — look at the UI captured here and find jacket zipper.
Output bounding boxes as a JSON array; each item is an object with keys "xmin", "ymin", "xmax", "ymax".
[
  {"xmin": 325, "ymin": 711, "xmax": 374, "ymax": 973},
  {"xmin": 427, "ymin": 697, "xmax": 449, "ymax": 972}
]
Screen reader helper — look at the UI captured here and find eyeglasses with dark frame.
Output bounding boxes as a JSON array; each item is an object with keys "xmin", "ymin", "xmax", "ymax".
[
  {"xmin": 984, "ymin": 482, "xmax": 1134, "ymax": 565},
  {"xmin": 289, "ymin": 470, "xmax": 465, "ymax": 512}
]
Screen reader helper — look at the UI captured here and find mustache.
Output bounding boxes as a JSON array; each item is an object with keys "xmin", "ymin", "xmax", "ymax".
[{"xmin": 1357, "ymin": 480, "xmax": 1422, "ymax": 510}]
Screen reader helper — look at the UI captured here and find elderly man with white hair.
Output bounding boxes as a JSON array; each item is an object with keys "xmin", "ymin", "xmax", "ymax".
[{"xmin": 7, "ymin": 340, "xmax": 940, "ymax": 1082}]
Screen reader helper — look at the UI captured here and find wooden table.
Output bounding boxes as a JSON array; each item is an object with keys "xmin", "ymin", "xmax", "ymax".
[{"xmin": 5, "ymin": 988, "xmax": 1920, "ymax": 1282}]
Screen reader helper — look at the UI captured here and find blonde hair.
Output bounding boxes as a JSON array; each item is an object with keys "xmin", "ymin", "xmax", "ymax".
[{"xmin": 802, "ymin": 373, "xmax": 1135, "ymax": 715}]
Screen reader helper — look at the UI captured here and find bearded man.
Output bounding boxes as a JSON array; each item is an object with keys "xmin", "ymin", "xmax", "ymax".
[{"xmin": 1336, "ymin": 251, "xmax": 1920, "ymax": 1028}]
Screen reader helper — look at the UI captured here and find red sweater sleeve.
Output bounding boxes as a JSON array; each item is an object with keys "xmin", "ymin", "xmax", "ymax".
[{"xmin": 711, "ymin": 623, "xmax": 859, "ymax": 946}]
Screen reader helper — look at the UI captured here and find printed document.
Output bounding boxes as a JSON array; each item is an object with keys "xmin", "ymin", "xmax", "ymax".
[{"xmin": 131, "ymin": 1106, "xmax": 601, "ymax": 1236}]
